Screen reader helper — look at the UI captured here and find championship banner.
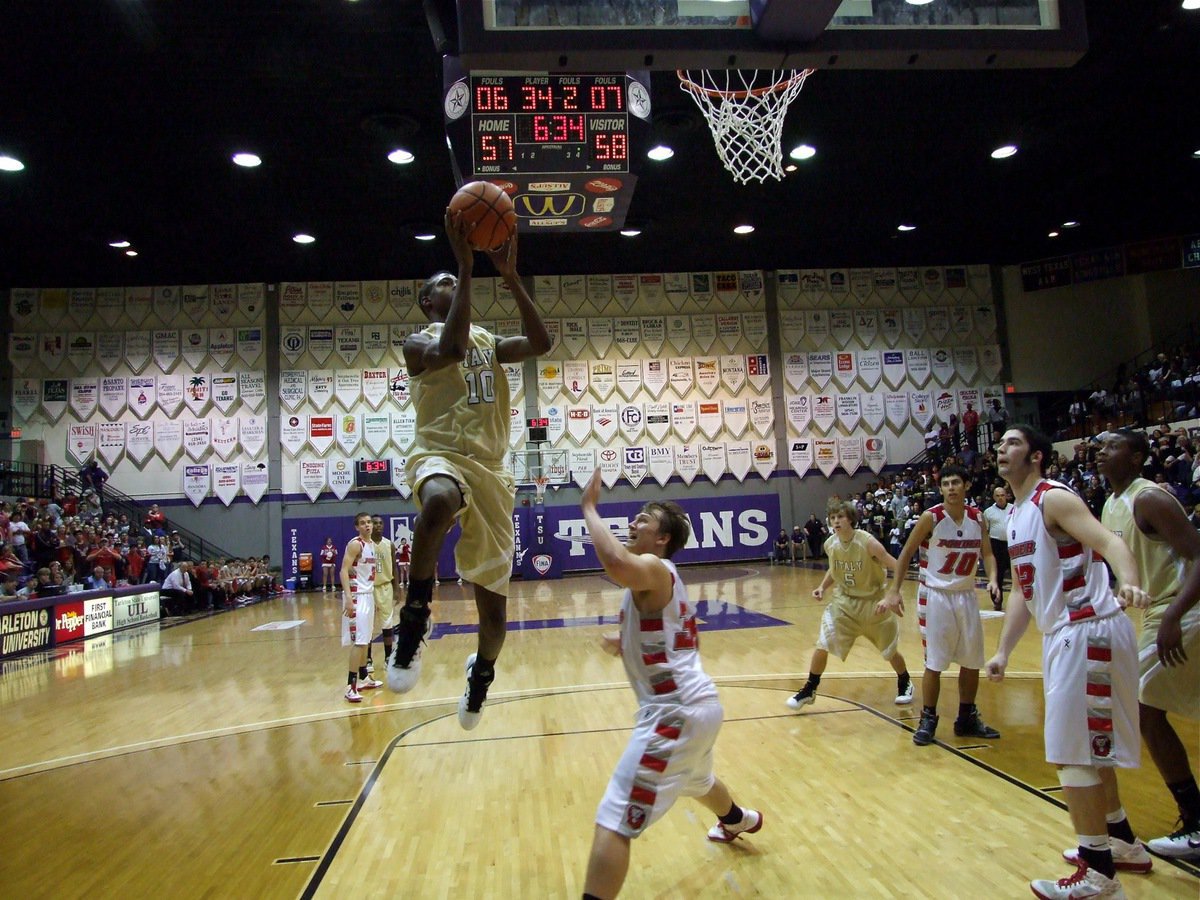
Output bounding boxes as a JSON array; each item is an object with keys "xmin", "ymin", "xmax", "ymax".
[
  {"xmin": 334, "ymin": 413, "xmax": 359, "ymax": 455},
  {"xmin": 12, "ymin": 378, "xmax": 39, "ymax": 421},
  {"xmin": 726, "ymin": 442, "xmax": 752, "ymax": 482},
  {"xmin": 884, "ymin": 392, "xmax": 910, "ymax": 431},
  {"xmin": 126, "ymin": 420, "xmax": 154, "ymax": 466},
  {"xmin": 784, "ymin": 353, "xmax": 809, "ymax": 392},
  {"xmin": 67, "ymin": 424, "xmax": 97, "ymax": 467},
  {"xmin": 647, "ymin": 445, "xmax": 674, "ymax": 487},
  {"xmin": 308, "ymin": 326, "xmax": 334, "ymax": 366},
  {"xmin": 124, "ymin": 331, "xmax": 151, "ymax": 373},
  {"xmin": 950, "ymin": 305, "xmax": 974, "ymax": 338},
  {"xmin": 238, "ymin": 283, "xmax": 264, "ymax": 320},
  {"xmin": 814, "ymin": 438, "xmax": 839, "ymax": 478},
  {"xmin": 742, "ymin": 311, "xmax": 768, "ymax": 349},
  {"xmin": 562, "ymin": 361, "xmax": 588, "ymax": 402},
  {"xmin": 391, "ymin": 408, "xmax": 417, "ymax": 452},
  {"xmin": 723, "ymin": 399, "xmax": 748, "ymax": 438},
  {"xmin": 714, "ymin": 272, "xmax": 739, "ymax": 309},
  {"xmin": 874, "ymin": 268, "xmax": 900, "ymax": 301},
  {"xmin": 184, "ymin": 419, "xmax": 212, "ymax": 461},
  {"xmin": 811, "ymin": 394, "xmax": 837, "ymax": 433},
  {"xmin": 334, "ymin": 370, "xmax": 362, "ymax": 410},
  {"xmin": 838, "ymin": 436, "xmax": 863, "ymax": 476},
  {"xmin": 694, "ymin": 357, "xmax": 719, "ymax": 397},
  {"xmin": 213, "ymin": 463, "xmax": 241, "ymax": 506},
  {"xmin": 153, "ymin": 286, "xmax": 180, "ymax": 323},
  {"xmin": 691, "ymin": 314, "xmax": 717, "ymax": 353},
  {"xmin": 671, "ymin": 402, "xmax": 697, "ymax": 442},
  {"xmin": 184, "ymin": 373, "xmax": 210, "ymax": 416},
  {"xmin": 668, "ymin": 358, "xmax": 694, "ymax": 397},
  {"xmin": 39, "ymin": 334, "xmax": 66, "ymax": 372},
  {"xmin": 328, "ymin": 459, "xmax": 354, "ymax": 500},
  {"xmin": 240, "ymin": 415, "xmax": 267, "ymax": 458},
  {"xmin": 211, "ymin": 374, "xmax": 239, "ymax": 414},
  {"xmin": 835, "ymin": 393, "xmax": 861, "ymax": 431},
  {"xmin": 211, "ymin": 283, "xmax": 237, "ymax": 321},
  {"xmin": 362, "ymin": 412, "xmax": 390, "ymax": 454},
  {"xmin": 789, "ymin": 439, "xmax": 814, "ymax": 478},
  {"xmin": 67, "ymin": 333, "xmax": 95, "ymax": 372},
  {"xmin": 931, "ymin": 348, "xmax": 956, "ymax": 387},
  {"xmin": 597, "ymin": 447, "xmax": 621, "ymax": 488},
  {"xmin": 779, "ymin": 309, "xmax": 805, "ymax": 346},
  {"xmin": 980, "ymin": 344, "xmax": 1003, "ymax": 380},
  {"xmin": 334, "ymin": 326, "xmax": 362, "ymax": 367},
  {"xmin": 689, "ymin": 272, "xmax": 713, "ymax": 308},
  {"xmin": 805, "ymin": 310, "xmax": 830, "ymax": 346},
  {"xmin": 615, "ymin": 361, "xmax": 642, "ymax": 402},
  {"xmin": 833, "ymin": 351, "xmax": 857, "ymax": 391},
  {"xmin": 700, "ymin": 444, "xmax": 727, "ymax": 485},
  {"xmin": 181, "ymin": 328, "xmax": 209, "ymax": 370},
  {"xmin": 666, "ymin": 315, "xmax": 692, "ymax": 353},
  {"xmin": 561, "ymin": 317, "xmax": 588, "ymax": 358},
  {"xmin": 719, "ymin": 355, "xmax": 746, "ymax": 393},
  {"xmin": 934, "ymin": 389, "xmax": 958, "ymax": 424},
  {"xmin": 152, "ymin": 329, "xmax": 180, "ymax": 373},
  {"xmin": 697, "ymin": 401, "xmax": 723, "ymax": 440},
  {"xmin": 96, "ymin": 286, "xmax": 123, "ymax": 326},
  {"xmin": 69, "ymin": 378, "xmax": 98, "ymax": 420},
  {"xmin": 640, "ymin": 316, "xmax": 665, "ymax": 356},
  {"xmin": 362, "ymin": 325, "xmax": 388, "ymax": 366},
  {"xmin": 95, "ymin": 332, "xmax": 124, "ymax": 375},
  {"xmin": 587, "ymin": 316, "xmax": 613, "ymax": 356},
  {"xmin": 208, "ymin": 328, "xmax": 236, "ymax": 368},
  {"xmin": 716, "ymin": 314, "xmax": 741, "ymax": 352},
  {"xmin": 335, "ymin": 281, "xmax": 361, "ymax": 319},
  {"xmin": 361, "ymin": 368, "xmax": 389, "ymax": 410},
  {"xmin": 279, "ymin": 282, "xmax": 306, "ymax": 320},
  {"xmin": 902, "ymin": 307, "xmax": 927, "ymax": 343},
  {"xmin": 590, "ymin": 360, "xmax": 615, "ymax": 402},
  {"xmin": 752, "ymin": 441, "xmax": 776, "ymax": 480},
  {"xmin": 308, "ymin": 415, "xmax": 335, "ymax": 455},
  {"xmin": 849, "ymin": 269, "xmax": 872, "ymax": 305},
  {"xmin": 613, "ymin": 317, "xmax": 640, "ymax": 358},
  {"xmin": 40, "ymin": 379, "xmax": 68, "ymax": 422},
  {"xmin": 829, "ymin": 310, "xmax": 853, "ymax": 348},
  {"xmin": 905, "ymin": 348, "xmax": 932, "ymax": 388},
  {"xmin": 181, "ymin": 285, "xmax": 210, "ymax": 323},
  {"xmin": 308, "ymin": 370, "xmax": 335, "ymax": 412},
  {"xmin": 124, "ymin": 286, "xmax": 152, "ymax": 325},
  {"xmin": 184, "ymin": 464, "xmax": 210, "ymax": 508},
  {"xmin": 280, "ymin": 414, "xmax": 307, "ymax": 456},
  {"xmin": 910, "ymin": 390, "xmax": 935, "ymax": 428},
  {"xmin": 749, "ymin": 396, "xmax": 774, "ymax": 438},
  {"xmin": 236, "ymin": 327, "xmax": 264, "ymax": 366},
  {"xmin": 566, "ymin": 406, "xmax": 592, "ymax": 444},
  {"xmin": 127, "ymin": 376, "xmax": 157, "ymax": 419},
  {"xmin": 927, "ymin": 307, "xmax": 951, "ymax": 343},
  {"xmin": 864, "ymin": 436, "xmax": 887, "ymax": 474},
  {"xmin": 390, "ymin": 367, "xmax": 410, "ymax": 406},
  {"xmin": 568, "ymin": 448, "xmax": 596, "ymax": 489},
  {"xmin": 786, "ymin": 394, "xmax": 811, "ymax": 433},
  {"xmin": 746, "ymin": 353, "xmax": 770, "ymax": 393},
  {"xmin": 155, "ymin": 420, "xmax": 183, "ymax": 462},
  {"xmin": 642, "ymin": 358, "xmax": 668, "ymax": 399},
  {"xmin": 546, "ymin": 404, "xmax": 566, "ymax": 445},
  {"xmin": 674, "ymin": 444, "xmax": 700, "ymax": 486},
  {"xmin": 952, "ymin": 346, "xmax": 979, "ymax": 382},
  {"xmin": 211, "ymin": 417, "xmax": 239, "ymax": 460},
  {"xmin": 300, "ymin": 460, "xmax": 327, "ymax": 502},
  {"xmin": 622, "ymin": 446, "xmax": 648, "ymax": 488},
  {"xmin": 279, "ymin": 370, "xmax": 307, "ymax": 412},
  {"xmin": 592, "ymin": 403, "xmax": 618, "ymax": 444},
  {"xmin": 393, "ymin": 455, "xmax": 412, "ymax": 500},
  {"xmin": 808, "ymin": 351, "xmax": 833, "ymax": 390},
  {"xmin": 861, "ymin": 392, "xmax": 885, "ymax": 431},
  {"xmin": 645, "ymin": 402, "xmax": 670, "ymax": 443},
  {"xmin": 242, "ymin": 461, "xmax": 269, "ymax": 504},
  {"xmin": 618, "ymin": 404, "xmax": 644, "ymax": 444}
]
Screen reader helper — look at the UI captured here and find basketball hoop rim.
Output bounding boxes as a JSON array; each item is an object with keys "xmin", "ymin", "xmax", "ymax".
[{"xmin": 676, "ymin": 68, "xmax": 815, "ymax": 100}]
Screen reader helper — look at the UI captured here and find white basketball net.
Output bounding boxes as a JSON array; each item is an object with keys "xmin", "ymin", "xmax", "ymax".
[
  {"xmin": 533, "ymin": 475, "xmax": 550, "ymax": 503},
  {"xmin": 678, "ymin": 69, "xmax": 814, "ymax": 185}
]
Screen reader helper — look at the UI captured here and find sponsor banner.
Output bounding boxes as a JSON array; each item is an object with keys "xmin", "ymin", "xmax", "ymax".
[
  {"xmin": 930, "ymin": 347, "xmax": 956, "ymax": 386},
  {"xmin": 611, "ymin": 275, "xmax": 636, "ymax": 312},
  {"xmin": 674, "ymin": 444, "xmax": 700, "ymax": 486},
  {"xmin": 211, "ymin": 374, "xmax": 239, "ymax": 414},
  {"xmin": 592, "ymin": 403, "xmax": 618, "ymax": 444},
  {"xmin": 805, "ymin": 310, "xmax": 830, "ymax": 347},
  {"xmin": 945, "ymin": 265, "xmax": 968, "ymax": 297},
  {"xmin": 539, "ymin": 362, "xmax": 562, "ymax": 400},
  {"xmin": 644, "ymin": 402, "xmax": 670, "ymax": 443},
  {"xmin": 182, "ymin": 328, "xmax": 209, "ymax": 369},
  {"xmin": 779, "ymin": 309, "xmax": 805, "ymax": 346},
  {"xmin": 236, "ymin": 327, "xmax": 263, "ymax": 366},
  {"xmin": 184, "ymin": 418, "xmax": 212, "ymax": 461},
  {"xmin": 155, "ymin": 420, "xmax": 183, "ymax": 462},
  {"xmin": 975, "ymin": 305, "xmax": 997, "ymax": 338},
  {"xmin": 280, "ymin": 326, "xmax": 307, "ymax": 364},
  {"xmin": 184, "ymin": 464, "xmax": 210, "ymax": 507},
  {"xmin": 897, "ymin": 267, "xmax": 921, "ymax": 299},
  {"xmin": 560, "ymin": 275, "xmax": 586, "ymax": 314},
  {"xmin": 211, "ymin": 417, "xmax": 239, "ymax": 460},
  {"xmin": 42, "ymin": 378, "xmax": 69, "ymax": 423},
  {"xmin": 69, "ymin": 378, "xmax": 99, "ymax": 420},
  {"xmin": 308, "ymin": 370, "xmax": 335, "ymax": 411},
  {"xmin": 362, "ymin": 412, "xmax": 390, "ymax": 454},
  {"xmin": 884, "ymin": 392, "xmax": 910, "ymax": 431},
  {"xmin": 723, "ymin": 399, "xmax": 748, "ymax": 438},
  {"xmin": 98, "ymin": 422, "xmax": 126, "ymax": 466},
  {"xmin": 183, "ymin": 373, "xmax": 210, "ymax": 416},
  {"xmin": 835, "ymin": 393, "xmax": 861, "ymax": 431},
  {"xmin": 742, "ymin": 310, "xmax": 767, "ymax": 349},
  {"xmin": 849, "ymin": 268, "xmax": 872, "ymax": 305},
  {"xmin": 716, "ymin": 314, "xmax": 741, "ymax": 352},
  {"xmin": 749, "ymin": 397, "xmax": 774, "ymax": 438},
  {"xmin": 153, "ymin": 286, "xmax": 180, "ymax": 323},
  {"xmin": 666, "ymin": 315, "xmax": 691, "ymax": 353},
  {"xmin": 874, "ymin": 267, "xmax": 899, "ymax": 301},
  {"xmin": 125, "ymin": 421, "xmax": 154, "ymax": 465},
  {"xmin": 647, "ymin": 445, "xmax": 674, "ymax": 487},
  {"xmin": 308, "ymin": 326, "xmax": 334, "ymax": 366},
  {"xmin": 125, "ymin": 286, "xmax": 152, "ymax": 326},
  {"xmin": 561, "ymin": 317, "xmax": 588, "ymax": 357},
  {"xmin": 613, "ymin": 317, "xmax": 640, "ymax": 357},
  {"xmin": 362, "ymin": 369, "xmax": 389, "ymax": 410},
  {"xmin": 152, "ymin": 329, "xmax": 180, "ymax": 373},
  {"xmin": 697, "ymin": 401, "xmax": 723, "ymax": 440},
  {"xmin": 614, "ymin": 361, "xmax": 641, "ymax": 402},
  {"xmin": 114, "ymin": 590, "xmax": 160, "ymax": 629},
  {"xmin": 784, "ymin": 352, "xmax": 808, "ymax": 392},
  {"xmin": 933, "ymin": 389, "xmax": 958, "ymax": 424},
  {"xmin": 927, "ymin": 307, "xmax": 950, "ymax": 343},
  {"xmin": 642, "ymin": 358, "xmax": 668, "ymax": 399},
  {"xmin": 618, "ymin": 403, "xmax": 644, "ymax": 444},
  {"xmin": 328, "ymin": 458, "xmax": 354, "ymax": 500},
  {"xmin": 12, "ymin": 377, "xmax": 40, "ymax": 421},
  {"xmin": 236, "ymin": 415, "xmax": 265, "ymax": 458},
  {"xmin": 950, "ymin": 306, "xmax": 973, "ymax": 338},
  {"xmin": 921, "ymin": 267, "xmax": 945, "ymax": 299},
  {"xmin": 66, "ymin": 423, "xmax": 97, "ymax": 466},
  {"xmin": 739, "ymin": 270, "xmax": 764, "ymax": 304},
  {"xmin": 789, "ymin": 439, "xmax": 814, "ymax": 478},
  {"xmin": 622, "ymin": 446, "xmax": 648, "ymax": 488},
  {"xmin": 280, "ymin": 414, "xmax": 307, "ymax": 456},
  {"xmin": 905, "ymin": 348, "xmax": 932, "ymax": 387},
  {"xmin": 811, "ymin": 394, "xmax": 836, "ymax": 433},
  {"xmin": 691, "ymin": 357, "xmax": 718, "ymax": 397},
  {"xmin": 980, "ymin": 344, "xmax": 1003, "ymax": 380},
  {"xmin": 362, "ymin": 324, "xmax": 388, "ymax": 365},
  {"xmin": 726, "ymin": 442, "xmax": 752, "ymax": 482},
  {"xmin": 237, "ymin": 370, "xmax": 265, "ymax": 412},
  {"xmin": 814, "ymin": 438, "xmax": 838, "ymax": 477},
  {"xmin": 910, "ymin": 390, "xmax": 935, "ymax": 429},
  {"xmin": 510, "ymin": 405, "xmax": 524, "ymax": 449},
  {"xmin": 307, "ymin": 281, "xmax": 334, "ymax": 320},
  {"xmin": 838, "ymin": 436, "xmax": 863, "ymax": 476},
  {"xmin": 808, "ymin": 351, "xmax": 833, "ymax": 390},
  {"xmin": 664, "ymin": 273, "xmax": 689, "ymax": 310},
  {"xmin": 534, "ymin": 275, "xmax": 560, "ymax": 314},
  {"xmin": 833, "ymin": 351, "xmax": 857, "ymax": 391},
  {"xmin": 334, "ymin": 370, "xmax": 362, "ymax": 410},
  {"xmin": 786, "ymin": 394, "xmax": 811, "ymax": 432},
  {"xmin": 308, "ymin": 415, "xmax": 335, "ymax": 455},
  {"xmin": 879, "ymin": 308, "xmax": 902, "ymax": 347},
  {"xmin": 566, "ymin": 405, "xmax": 592, "ymax": 444},
  {"xmin": 213, "ymin": 462, "xmax": 241, "ymax": 505},
  {"xmin": 902, "ymin": 307, "xmax": 926, "ymax": 343},
  {"xmin": 982, "ymin": 386, "xmax": 1006, "ymax": 420},
  {"xmin": 207, "ymin": 328, "xmax": 236, "ymax": 368},
  {"xmin": 280, "ymin": 282, "xmax": 307, "ymax": 320},
  {"xmin": 587, "ymin": 316, "xmax": 613, "ymax": 356},
  {"xmin": 751, "ymin": 441, "xmax": 775, "ymax": 480},
  {"xmin": 597, "ymin": 447, "xmax": 621, "ymax": 488},
  {"xmin": 238, "ymin": 283, "xmax": 264, "ymax": 320},
  {"xmin": 691, "ymin": 314, "xmax": 717, "ymax": 353},
  {"xmin": 242, "ymin": 461, "xmax": 269, "ymax": 504},
  {"xmin": 568, "ymin": 449, "xmax": 596, "ymax": 489},
  {"xmin": 545, "ymin": 404, "xmax": 566, "ymax": 445},
  {"xmin": 124, "ymin": 330, "xmax": 151, "ymax": 373},
  {"xmin": 700, "ymin": 443, "xmax": 726, "ymax": 484},
  {"xmin": 860, "ymin": 392, "xmax": 885, "ymax": 431},
  {"xmin": 67, "ymin": 333, "xmax": 96, "ymax": 372},
  {"xmin": 40, "ymin": 333, "xmax": 66, "ymax": 372},
  {"xmin": 640, "ymin": 316, "xmax": 665, "ymax": 356},
  {"xmin": 390, "ymin": 407, "xmax": 417, "ymax": 451},
  {"xmin": 389, "ymin": 365, "xmax": 411, "ymax": 407},
  {"xmin": 590, "ymin": 360, "xmax": 615, "ymax": 402},
  {"xmin": 562, "ymin": 361, "xmax": 588, "ymax": 402},
  {"xmin": 299, "ymin": 460, "xmax": 327, "ymax": 502},
  {"xmin": 952, "ymin": 346, "xmax": 979, "ymax": 382},
  {"xmin": 746, "ymin": 353, "xmax": 770, "ymax": 393},
  {"xmin": 279, "ymin": 370, "xmax": 307, "ymax": 412},
  {"xmin": 689, "ymin": 273, "xmax": 713, "ymax": 309},
  {"xmin": 68, "ymin": 288, "xmax": 96, "ymax": 325},
  {"xmin": 96, "ymin": 287, "xmax": 124, "ymax": 326},
  {"xmin": 209, "ymin": 283, "xmax": 236, "ymax": 321},
  {"xmin": 585, "ymin": 273, "xmax": 613, "ymax": 310},
  {"xmin": 503, "ymin": 362, "xmax": 523, "ymax": 399},
  {"xmin": 829, "ymin": 309, "xmax": 853, "ymax": 348},
  {"xmin": 882, "ymin": 350, "xmax": 906, "ymax": 389},
  {"xmin": 776, "ymin": 269, "xmax": 800, "ymax": 306},
  {"xmin": 334, "ymin": 325, "xmax": 362, "ymax": 367},
  {"xmin": 856, "ymin": 350, "xmax": 882, "ymax": 389},
  {"xmin": 864, "ymin": 436, "xmax": 887, "ymax": 473},
  {"xmin": 671, "ymin": 401, "xmax": 697, "ymax": 442},
  {"xmin": 668, "ymin": 357, "xmax": 694, "ymax": 397},
  {"xmin": 720, "ymin": 355, "xmax": 746, "ymax": 393},
  {"xmin": 9, "ymin": 333, "xmax": 36, "ymax": 372},
  {"xmin": 95, "ymin": 332, "xmax": 124, "ymax": 375},
  {"xmin": 335, "ymin": 281, "xmax": 360, "ymax": 319},
  {"xmin": 55, "ymin": 600, "xmax": 85, "ymax": 644}
]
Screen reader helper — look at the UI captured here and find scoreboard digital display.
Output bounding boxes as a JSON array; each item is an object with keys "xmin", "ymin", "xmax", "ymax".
[
  {"xmin": 354, "ymin": 458, "xmax": 392, "ymax": 489},
  {"xmin": 465, "ymin": 74, "xmax": 641, "ymax": 175}
]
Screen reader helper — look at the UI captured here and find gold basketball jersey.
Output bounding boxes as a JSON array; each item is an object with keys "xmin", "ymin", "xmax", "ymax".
[
  {"xmin": 1102, "ymin": 477, "xmax": 1188, "ymax": 613},
  {"xmin": 825, "ymin": 530, "xmax": 885, "ymax": 599}
]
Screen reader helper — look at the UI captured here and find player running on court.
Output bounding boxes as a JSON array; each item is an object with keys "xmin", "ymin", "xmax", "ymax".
[{"xmin": 880, "ymin": 464, "xmax": 1002, "ymax": 746}]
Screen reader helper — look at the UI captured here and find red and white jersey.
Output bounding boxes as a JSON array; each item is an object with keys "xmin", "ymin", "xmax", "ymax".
[
  {"xmin": 919, "ymin": 504, "xmax": 983, "ymax": 592},
  {"xmin": 619, "ymin": 559, "xmax": 718, "ymax": 708},
  {"xmin": 349, "ymin": 537, "xmax": 376, "ymax": 597},
  {"xmin": 319, "ymin": 544, "xmax": 338, "ymax": 564},
  {"xmin": 1008, "ymin": 479, "xmax": 1121, "ymax": 635}
]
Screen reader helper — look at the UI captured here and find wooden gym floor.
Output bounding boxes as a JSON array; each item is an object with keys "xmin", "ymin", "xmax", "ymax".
[{"xmin": 1, "ymin": 563, "xmax": 1197, "ymax": 899}]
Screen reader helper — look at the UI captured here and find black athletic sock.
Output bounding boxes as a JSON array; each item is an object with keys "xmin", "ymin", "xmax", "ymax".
[
  {"xmin": 897, "ymin": 671, "xmax": 911, "ymax": 691},
  {"xmin": 347, "ymin": 671, "xmax": 356, "ymax": 687},
  {"xmin": 957, "ymin": 702, "xmax": 973, "ymax": 722},
  {"xmin": 366, "ymin": 646, "xmax": 373, "ymax": 664},
  {"xmin": 382, "ymin": 627, "xmax": 393, "ymax": 660},
  {"xmin": 1107, "ymin": 815, "xmax": 1135, "ymax": 844},
  {"xmin": 1167, "ymin": 777, "xmax": 1200, "ymax": 825},
  {"xmin": 805, "ymin": 673, "xmax": 821, "ymax": 691},
  {"xmin": 718, "ymin": 803, "xmax": 744, "ymax": 826},
  {"xmin": 406, "ymin": 577, "xmax": 434, "ymax": 609},
  {"xmin": 922, "ymin": 705, "xmax": 938, "ymax": 718},
  {"xmin": 472, "ymin": 655, "xmax": 496, "ymax": 683},
  {"xmin": 359, "ymin": 666, "xmax": 369, "ymax": 682},
  {"xmin": 1078, "ymin": 846, "xmax": 1115, "ymax": 879}
]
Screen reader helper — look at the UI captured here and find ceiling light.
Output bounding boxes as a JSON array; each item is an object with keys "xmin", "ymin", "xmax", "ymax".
[
  {"xmin": 0, "ymin": 155, "xmax": 25, "ymax": 172},
  {"xmin": 109, "ymin": 240, "xmax": 131, "ymax": 249},
  {"xmin": 897, "ymin": 223, "xmax": 916, "ymax": 232},
  {"xmin": 784, "ymin": 163, "xmax": 797, "ymax": 172},
  {"xmin": 232, "ymin": 152, "xmax": 262, "ymax": 168},
  {"xmin": 990, "ymin": 144, "xmax": 1018, "ymax": 159},
  {"xmin": 1183, "ymin": 0, "xmax": 1200, "ymax": 10},
  {"xmin": 292, "ymin": 233, "xmax": 316, "ymax": 244},
  {"xmin": 1048, "ymin": 231, "xmax": 1060, "ymax": 238},
  {"xmin": 906, "ymin": 0, "xmax": 935, "ymax": 5},
  {"xmin": 125, "ymin": 250, "xmax": 138, "ymax": 257},
  {"xmin": 647, "ymin": 145, "xmax": 674, "ymax": 161},
  {"xmin": 1192, "ymin": 148, "xmax": 1200, "ymax": 158},
  {"xmin": 620, "ymin": 228, "xmax": 642, "ymax": 237},
  {"xmin": 388, "ymin": 148, "xmax": 415, "ymax": 165},
  {"xmin": 733, "ymin": 224, "xmax": 755, "ymax": 235},
  {"xmin": 1061, "ymin": 220, "xmax": 1080, "ymax": 228},
  {"xmin": 413, "ymin": 232, "xmax": 436, "ymax": 241},
  {"xmin": 788, "ymin": 144, "xmax": 816, "ymax": 161}
]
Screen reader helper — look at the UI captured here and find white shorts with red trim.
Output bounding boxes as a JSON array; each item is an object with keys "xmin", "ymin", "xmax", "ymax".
[
  {"xmin": 340, "ymin": 590, "xmax": 375, "ymax": 647},
  {"xmin": 595, "ymin": 700, "xmax": 723, "ymax": 839},
  {"xmin": 1041, "ymin": 613, "xmax": 1139, "ymax": 768},
  {"xmin": 918, "ymin": 585, "xmax": 985, "ymax": 672}
]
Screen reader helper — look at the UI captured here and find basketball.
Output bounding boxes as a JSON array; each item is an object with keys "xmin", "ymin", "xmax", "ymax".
[{"xmin": 448, "ymin": 180, "xmax": 517, "ymax": 251}]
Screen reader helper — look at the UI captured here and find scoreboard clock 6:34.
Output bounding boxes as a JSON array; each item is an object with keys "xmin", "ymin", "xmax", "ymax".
[{"xmin": 354, "ymin": 458, "xmax": 393, "ymax": 489}]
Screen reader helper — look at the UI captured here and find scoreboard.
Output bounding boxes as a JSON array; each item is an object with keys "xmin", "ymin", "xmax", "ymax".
[{"xmin": 444, "ymin": 60, "xmax": 651, "ymax": 233}]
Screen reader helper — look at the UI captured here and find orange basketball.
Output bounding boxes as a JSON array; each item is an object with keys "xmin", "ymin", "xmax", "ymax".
[{"xmin": 448, "ymin": 180, "xmax": 517, "ymax": 251}]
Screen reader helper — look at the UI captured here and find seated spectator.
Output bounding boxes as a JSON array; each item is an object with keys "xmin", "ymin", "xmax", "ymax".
[
  {"xmin": 769, "ymin": 530, "xmax": 791, "ymax": 565},
  {"xmin": 790, "ymin": 524, "xmax": 808, "ymax": 563},
  {"xmin": 82, "ymin": 566, "xmax": 109, "ymax": 591},
  {"xmin": 0, "ymin": 571, "xmax": 16, "ymax": 600},
  {"xmin": 160, "ymin": 561, "xmax": 194, "ymax": 616}
]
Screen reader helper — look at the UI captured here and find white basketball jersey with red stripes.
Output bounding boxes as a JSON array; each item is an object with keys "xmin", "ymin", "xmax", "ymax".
[
  {"xmin": 350, "ymin": 537, "xmax": 376, "ymax": 597},
  {"xmin": 1008, "ymin": 479, "xmax": 1121, "ymax": 635},
  {"xmin": 619, "ymin": 559, "xmax": 719, "ymax": 708},
  {"xmin": 919, "ymin": 504, "xmax": 984, "ymax": 592}
]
